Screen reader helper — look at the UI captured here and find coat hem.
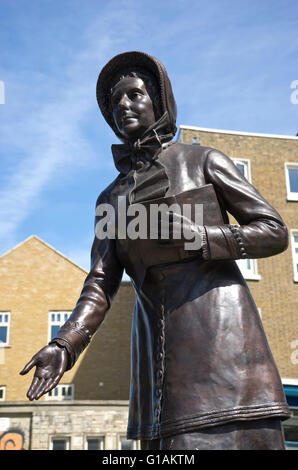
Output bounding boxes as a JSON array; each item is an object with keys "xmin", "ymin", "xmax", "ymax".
[{"xmin": 126, "ymin": 403, "xmax": 290, "ymax": 440}]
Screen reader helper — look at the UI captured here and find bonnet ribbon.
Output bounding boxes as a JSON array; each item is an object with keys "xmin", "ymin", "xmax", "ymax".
[{"xmin": 111, "ymin": 112, "xmax": 174, "ymax": 174}]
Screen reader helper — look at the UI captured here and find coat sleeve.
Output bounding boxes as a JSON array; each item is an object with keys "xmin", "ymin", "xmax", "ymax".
[
  {"xmin": 201, "ymin": 148, "xmax": 288, "ymax": 261},
  {"xmin": 49, "ymin": 191, "xmax": 124, "ymax": 369}
]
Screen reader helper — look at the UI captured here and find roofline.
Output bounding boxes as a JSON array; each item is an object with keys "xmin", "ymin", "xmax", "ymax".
[
  {"xmin": 179, "ymin": 125, "xmax": 298, "ymax": 141},
  {"xmin": 0, "ymin": 235, "xmax": 88, "ymax": 274},
  {"xmin": 0, "ymin": 235, "xmax": 133, "ymax": 283}
]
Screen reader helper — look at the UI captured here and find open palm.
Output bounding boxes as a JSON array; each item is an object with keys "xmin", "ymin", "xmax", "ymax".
[{"xmin": 19, "ymin": 344, "xmax": 68, "ymax": 401}]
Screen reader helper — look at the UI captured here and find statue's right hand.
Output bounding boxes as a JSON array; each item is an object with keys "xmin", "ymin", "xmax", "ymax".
[{"xmin": 19, "ymin": 343, "xmax": 68, "ymax": 401}]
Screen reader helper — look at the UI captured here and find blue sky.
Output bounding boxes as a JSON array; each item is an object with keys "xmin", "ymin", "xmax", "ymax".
[{"xmin": 0, "ymin": 0, "xmax": 297, "ymax": 275}]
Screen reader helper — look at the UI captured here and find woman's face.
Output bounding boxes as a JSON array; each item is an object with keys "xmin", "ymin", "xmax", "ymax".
[{"xmin": 111, "ymin": 76, "xmax": 156, "ymax": 141}]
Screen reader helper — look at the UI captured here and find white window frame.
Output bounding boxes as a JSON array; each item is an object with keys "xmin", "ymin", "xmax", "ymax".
[
  {"xmin": 118, "ymin": 435, "xmax": 138, "ymax": 450},
  {"xmin": 231, "ymin": 159, "xmax": 261, "ymax": 280},
  {"xmin": 48, "ymin": 311, "xmax": 72, "ymax": 342},
  {"xmin": 236, "ymin": 258, "xmax": 261, "ymax": 281},
  {"xmin": 0, "ymin": 386, "xmax": 6, "ymax": 401},
  {"xmin": 232, "ymin": 158, "xmax": 252, "ymax": 182},
  {"xmin": 285, "ymin": 163, "xmax": 298, "ymax": 201},
  {"xmin": 46, "ymin": 384, "xmax": 74, "ymax": 401},
  {"xmin": 0, "ymin": 312, "xmax": 10, "ymax": 347},
  {"xmin": 291, "ymin": 230, "xmax": 298, "ymax": 282},
  {"xmin": 85, "ymin": 436, "xmax": 105, "ymax": 450},
  {"xmin": 50, "ymin": 437, "xmax": 70, "ymax": 450}
]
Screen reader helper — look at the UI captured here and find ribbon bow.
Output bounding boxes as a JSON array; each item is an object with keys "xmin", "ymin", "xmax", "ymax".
[{"xmin": 112, "ymin": 112, "xmax": 174, "ymax": 174}]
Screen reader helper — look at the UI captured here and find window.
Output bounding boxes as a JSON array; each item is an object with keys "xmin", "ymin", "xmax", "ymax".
[
  {"xmin": 232, "ymin": 158, "xmax": 251, "ymax": 182},
  {"xmin": 236, "ymin": 258, "xmax": 261, "ymax": 281},
  {"xmin": 282, "ymin": 382, "xmax": 298, "ymax": 449},
  {"xmin": 291, "ymin": 231, "xmax": 298, "ymax": 282},
  {"xmin": 50, "ymin": 437, "xmax": 70, "ymax": 450},
  {"xmin": 48, "ymin": 311, "xmax": 71, "ymax": 341},
  {"xmin": 232, "ymin": 159, "xmax": 260, "ymax": 280},
  {"xmin": 0, "ymin": 312, "xmax": 10, "ymax": 346},
  {"xmin": 46, "ymin": 384, "xmax": 74, "ymax": 401},
  {"xmin": 118, "ymin": 436, "xmax": 137, "ymax": 450},
  {"xmin": 283, "ymin": 413, "xmax": 298, "ymax": 451},
  {"xmin": 85, "ymin": 437, "xmax": 105, "ymax": 450},
  {"xmin": 285, "ymin": 163, "xmax": 298, "ymax": 201},
  {"xmin": 0, "ymin": 386, "xmax": 6, "ymax": 401}
]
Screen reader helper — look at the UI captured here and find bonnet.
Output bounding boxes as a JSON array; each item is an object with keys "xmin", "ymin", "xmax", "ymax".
[{"xmin": 96, "ymin": 51, "xmax": 177, "ymax": 142}]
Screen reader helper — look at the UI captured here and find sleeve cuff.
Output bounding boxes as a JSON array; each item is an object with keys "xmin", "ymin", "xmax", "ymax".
[
  {"xmin": 49, "ymin": 320, "xmax": 93, "ymax": 370},
  {"xmin": 204, "ymin": 224, "xmax": 248, "ymax": 260}
]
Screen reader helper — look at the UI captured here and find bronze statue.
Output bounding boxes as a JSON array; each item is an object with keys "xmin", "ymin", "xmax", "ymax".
[{"xmin": 20, "ymin": 51, "xmax": 290, "ymax": 450}]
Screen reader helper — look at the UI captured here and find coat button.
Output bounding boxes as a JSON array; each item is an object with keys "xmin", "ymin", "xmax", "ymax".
[{"xmin": 157, "ymin": 352, "xmax": 163, "ymax": 361}]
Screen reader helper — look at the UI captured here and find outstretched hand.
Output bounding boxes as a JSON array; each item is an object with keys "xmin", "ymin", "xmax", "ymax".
[{"xmin": 19, "ymin": 343, "xmax": 68, "ymax": 401}]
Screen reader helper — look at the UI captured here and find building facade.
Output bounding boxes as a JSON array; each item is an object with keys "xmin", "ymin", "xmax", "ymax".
[{"xmin": 179, "ymin": 125, "xmax": 298, "ymax": 449}]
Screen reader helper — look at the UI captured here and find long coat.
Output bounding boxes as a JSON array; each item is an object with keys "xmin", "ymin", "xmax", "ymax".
[{"xmin": 75, "ymin": 141, "xmax": 289, "ymax": 440}]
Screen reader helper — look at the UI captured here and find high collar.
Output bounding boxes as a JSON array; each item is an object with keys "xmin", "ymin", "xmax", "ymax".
[{"xmin": 111, "ymin": 112, "xmax": 174, "ymax": 174}]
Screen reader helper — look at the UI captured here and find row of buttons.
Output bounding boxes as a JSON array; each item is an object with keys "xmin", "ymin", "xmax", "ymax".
[
  {"xmin": 155, "ymin": 311, "xmax": 165, "ymax": 422},
  {"xmin": 229, "ymin": 224, "xmax": 248, "ymax": 259}
]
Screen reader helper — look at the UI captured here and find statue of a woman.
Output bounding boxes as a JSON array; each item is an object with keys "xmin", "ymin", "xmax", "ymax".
[{"xmin": 20, "ymin": 51, "xmax": 289, "ymax": 450}]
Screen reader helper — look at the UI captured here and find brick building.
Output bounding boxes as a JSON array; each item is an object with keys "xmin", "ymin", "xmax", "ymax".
[
  {"xmin": 178, "ymin": 125, "xmax": 298, "ymax": 449},
  {"xmin": 0, "ymin": 125, "xmax": 297, "ymax": 450}
]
